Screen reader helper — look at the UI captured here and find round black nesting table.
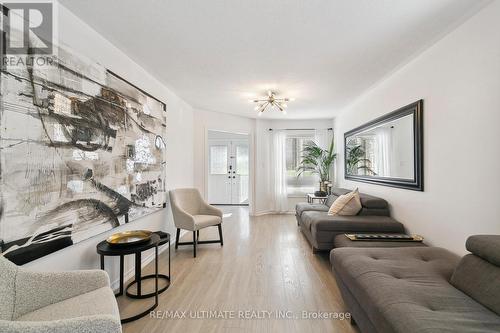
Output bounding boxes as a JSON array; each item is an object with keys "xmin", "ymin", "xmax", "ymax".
[{"xmin": 96, "ymin": 232, "xmax": 171, "ymax": 323}]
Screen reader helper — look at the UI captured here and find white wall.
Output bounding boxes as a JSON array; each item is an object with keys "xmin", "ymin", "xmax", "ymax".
[
  {"xmin": 334, "ymin": 1, "xmax": 500, "ymax": 255},
  {"xmin": 24, "ymin": 4, "xmax": 195, "ymax": 287},
  {"xmin": 388, "ymin": 115, "xmax": 414, "ymax": 179}
]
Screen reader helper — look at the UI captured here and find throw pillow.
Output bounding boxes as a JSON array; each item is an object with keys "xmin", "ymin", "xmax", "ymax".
[{"xmin": 328, "ymin": 188, "xmax": 362, "ymax": 216}]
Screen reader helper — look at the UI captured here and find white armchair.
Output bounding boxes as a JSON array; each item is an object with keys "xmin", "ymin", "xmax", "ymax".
[
  {"xmin": 169, "ymin": 188, "xmax": 223, "ymax": 257},
  {"xmin": 0, "ymin": 256, "xmax": 121, "ymax": 333}
]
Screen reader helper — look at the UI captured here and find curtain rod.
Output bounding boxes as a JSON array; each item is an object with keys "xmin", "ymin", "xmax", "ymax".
[{"xmin": 268, "ymin": 128, "xmax": 333, "ymax": 131}]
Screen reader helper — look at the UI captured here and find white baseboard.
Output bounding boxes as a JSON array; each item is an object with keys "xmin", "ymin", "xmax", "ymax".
[
  {"xmin": 252, "ymin": 210, "xmax": 295, "ymax": 216},
  {"xmin": 251, "ymin": 210, "xmax": 273, "ymax": 216}
]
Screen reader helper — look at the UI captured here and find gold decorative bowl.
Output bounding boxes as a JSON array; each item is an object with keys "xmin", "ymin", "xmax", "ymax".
[{"xmin": 106, "ymin": 230, "xmax": 153, "ymax": 247}]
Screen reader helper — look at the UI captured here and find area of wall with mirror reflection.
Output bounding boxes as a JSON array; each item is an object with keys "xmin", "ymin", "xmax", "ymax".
[
  {"xmin": 344, "ymin": 100, "xmax": 423, "ymax": 191},
  {"xmin": 345, "ymin": 113, "xmax": 415, "ymax": 179}
]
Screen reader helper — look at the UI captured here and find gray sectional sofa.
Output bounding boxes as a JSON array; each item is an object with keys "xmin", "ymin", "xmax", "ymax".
[
  {"xmin": 296, "ymin": 188, "xmax": 405, "ymax": 252},
  {"xmin": 331, "ymin": 235, "xmax": 500, "ymax": 333}
]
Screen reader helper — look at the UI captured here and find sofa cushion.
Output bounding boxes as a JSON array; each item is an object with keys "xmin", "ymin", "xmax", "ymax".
[
  {"xmin": 332, "ymin": 188, "xmax": 351, "ymax": 196},
  {"xmin": 358, "ymin": 207, "xmax": 390, "ymax": 216},
  {"xmin": 332, "ymin": 187, "xmax": 389, "ymax": 209},
  {"xmin": 358, "ymin": 193, "xmax": 389, "ymax": 209},
  {"xmin": 328, "ymin": 189, "xmax": 362, "ymax": 216},
  {"xmin": 303, "ymin": 211, "xmax": 404, "ymax": 233},
  {"xmin": 16, "ymin": 287, "xmax": 119, "ymax": 322},
  {"xmin": 451, "ymin": 254, "xmax": 500, "ymax": 316},
  {"xmin": 295, "ymin": 202, "xmax": 328, "ymax": 217},
  {"xmin": 325, "ymin": 194, "xmax": 339, "ymax": 207},
  {"xmin": 466, "ymin": 235, "xmax": 500, "ymax": 266},
  {"xmin": 331, "ymin": 247, "xmax": 500, "ymax": 333}
]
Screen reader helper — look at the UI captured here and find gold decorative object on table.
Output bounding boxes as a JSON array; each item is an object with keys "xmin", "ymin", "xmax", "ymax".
[{"xmin": 106, "ymin": 230, "xmax": 153, "ymax": 247}]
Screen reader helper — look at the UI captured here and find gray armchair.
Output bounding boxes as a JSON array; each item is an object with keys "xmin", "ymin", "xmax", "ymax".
[
  {"xmin": 169, "ymin": 188, "xmax": 223, "ymax": 257},
  {"xmin": 0, "ymin": 256, "xmax": 121, "ymax": 333}
]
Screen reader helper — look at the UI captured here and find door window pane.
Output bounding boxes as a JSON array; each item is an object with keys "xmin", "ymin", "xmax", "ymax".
[
  {"xmin": 210, "ymin": 146, "xmax": 227, "ymax": 174},
  {"xmin": 236, "ymin": 145, "xmax": 249, "ymax": 176}
]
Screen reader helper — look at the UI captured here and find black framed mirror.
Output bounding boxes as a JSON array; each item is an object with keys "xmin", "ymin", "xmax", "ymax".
[{"xmin": 344, "ymin": 100, "xmax": 423, "ymax": 191}]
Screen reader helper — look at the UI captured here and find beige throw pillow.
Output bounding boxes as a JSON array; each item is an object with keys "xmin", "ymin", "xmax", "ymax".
[{"xmin": 328, "ymin": 188, "xmax": 362, "ymax": 216}]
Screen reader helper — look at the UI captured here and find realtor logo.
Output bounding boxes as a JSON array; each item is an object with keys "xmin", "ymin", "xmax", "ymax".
[{"xmin": 1, "ymin": 1, "xmax": 54, "ymax": 55}]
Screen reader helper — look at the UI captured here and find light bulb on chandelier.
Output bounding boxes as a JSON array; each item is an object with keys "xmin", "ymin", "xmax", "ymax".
[{"xmin": 250, "ymin": 91, "xmax": 293, "ymax": 116}]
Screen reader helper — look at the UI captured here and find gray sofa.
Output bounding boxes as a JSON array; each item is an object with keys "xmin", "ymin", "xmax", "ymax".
[
  {"xmin": 330, "ymin": 235, "xmax": 500, "ymax": 333},
  {"xmin": 0, "ymin": 256, "xmax": 121, "ymax": 333},
  {"xmin": 296, "ymin": 188, "xmax": 405, "ymax": 252}
]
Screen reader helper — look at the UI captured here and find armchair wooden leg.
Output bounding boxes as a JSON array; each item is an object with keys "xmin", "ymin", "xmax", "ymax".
[
  {"xmin": 193, "ymin": 231, "xmax": 197, "ymax": 258},
  {"xmin": 175, "ymin": 228, "xmax": 180, "ymax": 250},
  {"xmin": 197, "ymin": 230, "xmax": 200, "ymax": 239},
  {"xmin": 218, "ymin": 224, "xmax": 223, "ymax": 246}
]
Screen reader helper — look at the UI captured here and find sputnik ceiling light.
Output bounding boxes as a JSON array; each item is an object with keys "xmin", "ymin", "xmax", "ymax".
[{"xmin": 250, "ymin": 91, "xmax": 294, "ymax": 116}]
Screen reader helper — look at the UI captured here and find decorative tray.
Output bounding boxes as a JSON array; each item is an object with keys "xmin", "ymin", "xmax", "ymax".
[
  {"xmin": 106, "ymin": 230, "xmax": 152, "ymax": 247},
  {"xmin": 345, "ymin": 234, "xmax": 424, "ymax": 242}
]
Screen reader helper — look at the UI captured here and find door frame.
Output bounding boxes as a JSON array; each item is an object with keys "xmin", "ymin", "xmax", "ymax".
[{"xmin": 203, "ymin": 128, "xmax": 254, "ymax": 213}]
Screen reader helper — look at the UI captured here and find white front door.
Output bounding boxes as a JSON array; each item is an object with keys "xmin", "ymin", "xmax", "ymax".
[
  {"xmin": 208, "ymin": 142, "xmax": 232, "ymax": 204},
  {"xmin": 232, "ymin": 142, "xmax": 249, "ymax": 204},
  {"xmin": 208, "ymin": 139, "xmax": 249, "ymax": 205}
]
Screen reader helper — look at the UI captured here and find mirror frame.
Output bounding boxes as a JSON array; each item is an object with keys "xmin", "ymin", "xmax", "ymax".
[{"xmin": 344, "ymin": 100, "xmax": 423, "ymax": 191}]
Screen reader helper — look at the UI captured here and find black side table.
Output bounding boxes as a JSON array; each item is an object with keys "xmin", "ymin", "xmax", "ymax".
[
  {"xmin": 307, "ymin": 193, "xmax": 328, "ymax": 204},
  {"xmin": 125, "ymin": 232, "xmax": 171, "ymax": 300},
  {"xmin": 96, "ymin": 232, "xmax": 171, "ymax": 323}
]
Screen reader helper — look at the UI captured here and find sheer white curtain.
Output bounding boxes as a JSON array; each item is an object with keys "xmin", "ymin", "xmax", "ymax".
[
  {"xmin": 375, "ymin": 128, "xmax": 392, "ymax": 176},
  {"xmin": 314, "ymin": 129, "xmax": 332, "ymax": 150},
  {"xmin": 270, "ymin": 130, "xmax": 288, "ymax": 213}
]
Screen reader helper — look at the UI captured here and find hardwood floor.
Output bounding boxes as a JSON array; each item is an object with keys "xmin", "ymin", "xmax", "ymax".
[{"xmin": 120, "ymin": 207, "xmax": 357, "ymax": 333}]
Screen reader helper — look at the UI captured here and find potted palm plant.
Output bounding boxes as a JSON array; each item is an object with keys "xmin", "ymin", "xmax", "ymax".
[
  {"xmin": 297, "ymin": 139, "xmax": 336, "ymax": 196},
  {"xmin": 346, "ymin": 144, "xmax": 376, "ymax": 175}
]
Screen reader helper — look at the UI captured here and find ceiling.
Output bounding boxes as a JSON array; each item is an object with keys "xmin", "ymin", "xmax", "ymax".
[{"xmin": 60, "ymin": 0, "xmax": 489, "ymax": 119}]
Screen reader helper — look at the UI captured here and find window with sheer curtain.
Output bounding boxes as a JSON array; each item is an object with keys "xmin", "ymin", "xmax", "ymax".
[{"xmin": 285, "ymin": 131, "xmax": 318, "ymax": 196}]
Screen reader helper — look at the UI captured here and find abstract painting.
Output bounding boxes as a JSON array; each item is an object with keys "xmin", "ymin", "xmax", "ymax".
[{"xmin": 0, "ymin": 43, "xmax": 167, "ymax": 264}]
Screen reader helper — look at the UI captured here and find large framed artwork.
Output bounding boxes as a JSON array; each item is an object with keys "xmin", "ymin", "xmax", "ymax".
[{"xmin": 0, "ymin": 43, "xmax": 167, "ymax": 264}]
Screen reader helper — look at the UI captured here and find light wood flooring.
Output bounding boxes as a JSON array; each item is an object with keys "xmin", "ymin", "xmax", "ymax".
[{"xmin": 119, "ymin": 206, "xmax": 357, "ymax": 333}]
